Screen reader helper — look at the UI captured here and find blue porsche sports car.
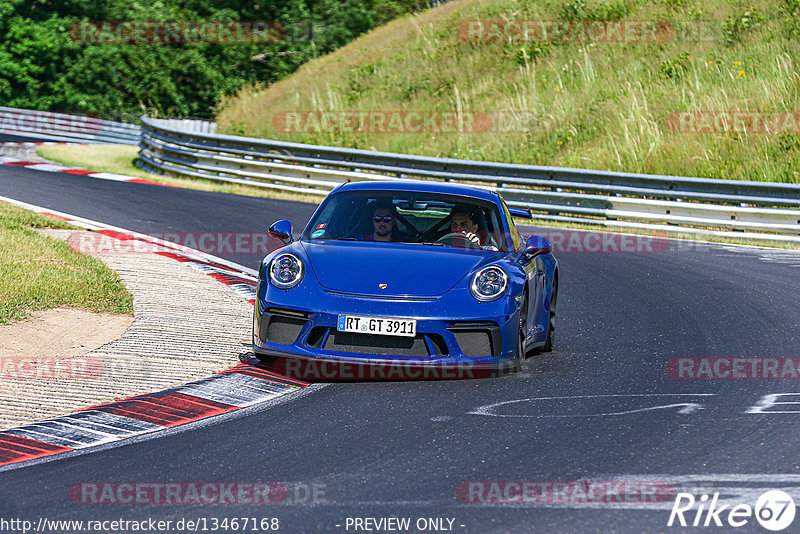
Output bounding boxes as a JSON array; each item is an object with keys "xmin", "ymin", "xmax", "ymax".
[{"xmin": 253, "ymin": 180, "xmax": 558, "ymax": 378}]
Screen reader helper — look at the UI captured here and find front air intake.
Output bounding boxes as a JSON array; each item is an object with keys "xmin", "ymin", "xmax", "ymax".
[
  {"xmin": 265, "ymin": 315, "xmax": 307, "ymax": 345},
  {"xmin": 324, "ymin": 331, "xmax": 429, "ymax": 357},
  {"xmin": 448, "ymin": 322, "xmax": 501, "ymax": 358}
]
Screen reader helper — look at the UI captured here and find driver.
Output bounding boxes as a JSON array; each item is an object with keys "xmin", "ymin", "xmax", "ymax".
[
  {"xmin": 450, "ymin": 206, "xmax": 481, "ymax": 246},
  {"xmin": 449, "ymin": 206, "xmax": 499, "ymax": 251},
  {"xmin": 363, "ymin": 199, "xmax": 400, "ymax": 242}
]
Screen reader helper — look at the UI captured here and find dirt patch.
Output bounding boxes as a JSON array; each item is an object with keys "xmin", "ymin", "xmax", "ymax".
[{"xmin": 0, "ymin": 308, "xmax": 133, "ymax": 359}]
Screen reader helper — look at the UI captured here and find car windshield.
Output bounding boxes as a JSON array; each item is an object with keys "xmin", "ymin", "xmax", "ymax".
[{"xmin": 302, "ymin": 190, "xmax": 509, "ymax": 252}]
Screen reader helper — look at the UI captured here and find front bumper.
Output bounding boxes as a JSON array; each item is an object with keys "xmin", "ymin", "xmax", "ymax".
[{"xmin": 253, "ymin": 278, "xmax": 521, "ymax": 372}]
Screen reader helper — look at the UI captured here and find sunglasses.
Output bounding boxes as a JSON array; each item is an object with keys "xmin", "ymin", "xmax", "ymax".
[{"xmin": 373, "ymin": 216, "xmax": 393, "ymax": 223}]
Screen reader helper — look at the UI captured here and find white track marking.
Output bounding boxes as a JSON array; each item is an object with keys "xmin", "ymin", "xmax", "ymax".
[{"xmin": 468, "ymin": 394, "xmax": 716, "ymax": 418}]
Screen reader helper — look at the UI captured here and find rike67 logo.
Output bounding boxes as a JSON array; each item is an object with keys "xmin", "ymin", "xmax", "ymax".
[{"xmin": 668, "ymin": 490, "xmax": 796, "ymax": 531}]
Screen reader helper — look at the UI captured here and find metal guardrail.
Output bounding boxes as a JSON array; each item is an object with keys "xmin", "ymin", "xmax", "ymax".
[
  {"xmin": 0, "ymin": 107, "xmax": 140, "ymax": 144},
  {"xmin": 138, "ymin": 116, "xmax": 800, "ymax": 245}
]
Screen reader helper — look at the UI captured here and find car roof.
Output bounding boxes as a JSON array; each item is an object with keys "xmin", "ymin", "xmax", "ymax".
[{"xmin": 338, "ymin": 180, "xmax": 495, "ymax": 201}]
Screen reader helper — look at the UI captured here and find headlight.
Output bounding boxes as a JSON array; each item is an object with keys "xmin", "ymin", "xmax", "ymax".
[
  {"xmin": 269, "ymin": 253, "xmax": 304, "ymax": 289},
  {"xmin": 470, "ymin": 266, "xmax": 508, "ymax": 302}
]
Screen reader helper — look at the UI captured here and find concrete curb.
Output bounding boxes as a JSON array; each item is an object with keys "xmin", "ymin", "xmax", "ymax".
[{"xmin": 0, "ymin": 195, "xmax": 308, "ymax": 468}]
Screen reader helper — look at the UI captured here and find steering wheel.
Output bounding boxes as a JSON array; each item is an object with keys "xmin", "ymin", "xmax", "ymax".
[{"xmin": 435, "ymin": 232, "xmax": 482, "ymax": 250}]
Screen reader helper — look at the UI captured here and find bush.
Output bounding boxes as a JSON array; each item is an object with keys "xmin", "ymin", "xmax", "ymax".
[{"xmin": 0, "ymin": 0, "xmax": 428, "ymax": 120}]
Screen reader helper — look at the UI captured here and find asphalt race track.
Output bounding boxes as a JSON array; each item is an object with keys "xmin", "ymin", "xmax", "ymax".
[{"xmin": 1, "ymin": 162, "xmax": 800, "ymax": 533}]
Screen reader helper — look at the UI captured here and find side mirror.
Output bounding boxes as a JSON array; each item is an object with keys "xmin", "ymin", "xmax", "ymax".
[
  {"xmin": 524, "ymin": 235, "xmax": 552, "ymax": 257},
  {"xmin": 269, "ymin": 220, "xmax": 293, "ymax": 245}
]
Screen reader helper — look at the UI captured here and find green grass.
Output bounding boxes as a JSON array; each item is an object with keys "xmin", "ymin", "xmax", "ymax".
[
  {"xmin": 35, "ymin": 144, "xmax": 326, "ymax": 204},
  {"xmin": 216, "ymin": 0, "xmax": 800, "ymax": 183},
  {"xmin": 0, "ymin": 203, "xmax": 133, "ymax": 325},
  {"xmin": 36, "ymin": 144, "xmax": 158, "ymax": 182}
]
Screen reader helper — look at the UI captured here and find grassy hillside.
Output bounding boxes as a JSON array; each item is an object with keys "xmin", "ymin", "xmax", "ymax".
[{"xmin": 217, "ymin": 0, "xmax": 800, "ymax": 183}]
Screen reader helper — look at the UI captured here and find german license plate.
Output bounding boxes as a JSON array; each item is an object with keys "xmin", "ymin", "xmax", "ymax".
[{"xmin": 337, "ymin": 314, "xmax": 416, "ymax": 337}]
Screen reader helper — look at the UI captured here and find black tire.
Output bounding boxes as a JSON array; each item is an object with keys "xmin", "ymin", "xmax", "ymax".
[
  {"xmin": 514, "ymin": 293, "xmax": 528, "ymax": 372},
  {"xmin": 542, "ymin": 282, "xmax": 557, "ymax": 352}
]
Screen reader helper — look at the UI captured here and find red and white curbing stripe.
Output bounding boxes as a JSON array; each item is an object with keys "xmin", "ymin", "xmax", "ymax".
[
  {"xmin": 0, "ymin": 195, "xmax": 308, "ymax": 468},
  {"xmin": 0, "ymin": 365, "xmax": 307, "ymax": 466},
  {"xmin": 0, "ymin": 142, "xmax": 167, "ymax": 186}
]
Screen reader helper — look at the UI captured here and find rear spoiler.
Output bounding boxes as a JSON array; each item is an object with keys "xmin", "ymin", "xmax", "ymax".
[{"xmin": 507, "ymin": 206, "xmax": 533, "ymax": 219}]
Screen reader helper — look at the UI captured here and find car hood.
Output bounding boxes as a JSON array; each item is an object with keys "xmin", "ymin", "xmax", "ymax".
[{"xmin": 301, "ymin": 241, "xmax": 498, "ymax": 297}]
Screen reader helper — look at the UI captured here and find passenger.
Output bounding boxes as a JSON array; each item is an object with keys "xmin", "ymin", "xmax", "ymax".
[{"xmin": 363, "ymin": 200, "xmax": 399, "ymax": 242}]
